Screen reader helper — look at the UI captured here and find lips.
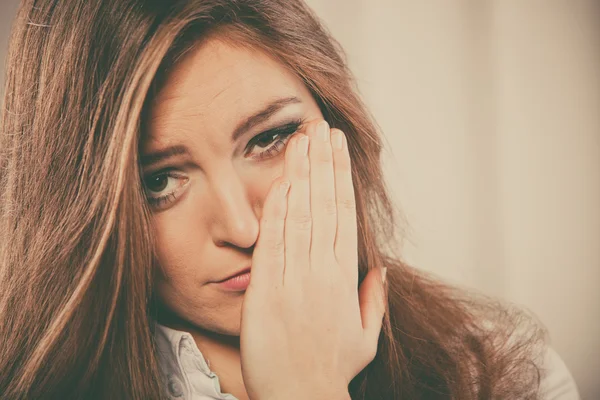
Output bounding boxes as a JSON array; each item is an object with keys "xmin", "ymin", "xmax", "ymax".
[
  {"xmin": 216, "ymin": 266, "xmax": 252, "ymax": 291},
  {"xmin": 217, "ymin": 266, "xmax": 251, "ymax": 283}
]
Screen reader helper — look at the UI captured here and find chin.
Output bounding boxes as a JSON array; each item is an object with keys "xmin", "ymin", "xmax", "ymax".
[
  {"xmin": 188, "ymin": 301, "xmax": 243, "ymax": 337},
  {"xmin": 156, "ymin": 282, "xmax": 246, "ymax": 336},
  {"xmin": 212, "ymin": 321, "xmax": 242, "ymax": 337}
]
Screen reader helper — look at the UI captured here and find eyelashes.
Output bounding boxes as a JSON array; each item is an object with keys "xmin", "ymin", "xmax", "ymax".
[
  {"xmin": 143, "ymin": 118, "xmax": 304, "ymax": 210},
  {"xmin": 244, "ymin": 118, "xmax": 303, "ymax": 160}
]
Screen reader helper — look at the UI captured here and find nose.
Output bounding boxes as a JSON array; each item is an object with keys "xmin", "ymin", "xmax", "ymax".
[{"xmin": 207, "ymin": 169, "xmax": 259, "ymax": 250}]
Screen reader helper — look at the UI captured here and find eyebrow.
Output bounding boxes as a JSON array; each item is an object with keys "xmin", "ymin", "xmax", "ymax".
[
  {"xmin": 140, "ymin": 145, "xmax": 189, "ymax": 167},
  {"xmin": 230, "ymin": 96, "xmax": 301, "ymax": 142},
  {"xmin": 141, "ymin": 96, "xmax": 302, "ymax": 167}
]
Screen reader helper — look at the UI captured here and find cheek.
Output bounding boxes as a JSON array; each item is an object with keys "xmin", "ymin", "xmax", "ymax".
[
  {"xmin": 241, "ymin": 159, "xmax": 286, "ymax": 204},
  {"xmin": 152, "ymin": 207, "xmax": 208, "ymax": 284},
  {"xmin": 152, "ymin": 160, "xmax": 284, "ymax": 269},
  {"xmin": 149, "ymin": 166, "xmax": 284, "ymax": 335}
]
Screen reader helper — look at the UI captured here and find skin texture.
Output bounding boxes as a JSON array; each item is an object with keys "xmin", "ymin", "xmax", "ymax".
[{"xmin": 143, "ymin": 36, "xmax": 385, "ymax": 400}]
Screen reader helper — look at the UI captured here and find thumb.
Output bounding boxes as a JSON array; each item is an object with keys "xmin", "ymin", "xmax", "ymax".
[{"xmin": 358, "ymin": 267, "xmax": 387, "ymax": 349}]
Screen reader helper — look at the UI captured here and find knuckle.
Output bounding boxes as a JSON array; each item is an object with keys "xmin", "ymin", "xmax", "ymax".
[
  {"xmin": 323, "ymin": 198, "xmax": 337, "ymax": 216},
  {"xmin": 260, "ymin": 227, "xmax": 285, "ymax": 255},
  {"xmin": 269, "ymin": 239, "xmax": 285, "ymax": 256},
  {"xmin": 289, "ymin": 214, "xmax": 312, "ymax": 231},
  {"xmin": 338, "ymin": 198, "xmax": 356, "ymax": 212}
]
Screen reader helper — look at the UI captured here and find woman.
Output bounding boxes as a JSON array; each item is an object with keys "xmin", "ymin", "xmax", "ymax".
[{"xmin": 0, "ymin": 0, "xmax": 581, "ymax": 399}]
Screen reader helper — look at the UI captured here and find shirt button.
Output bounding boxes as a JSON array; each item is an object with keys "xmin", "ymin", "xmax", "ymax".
[{"xmin": 167, "ymin": 375, "xmax": 184, "ymax": 398}]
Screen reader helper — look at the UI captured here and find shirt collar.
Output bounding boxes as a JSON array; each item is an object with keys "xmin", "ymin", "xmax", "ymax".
[{"xmin": 154, "ymin": 322, "xmax": 239, "ymax": 400}]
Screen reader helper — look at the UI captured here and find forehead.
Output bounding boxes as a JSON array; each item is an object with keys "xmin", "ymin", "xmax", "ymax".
[{"xmin": 147, "ymin": 36, "xmax": 309, "ymax": 139}]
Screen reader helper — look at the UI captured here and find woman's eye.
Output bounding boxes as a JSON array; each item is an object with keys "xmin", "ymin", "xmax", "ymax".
[
  {"xmin": 146, "ymin": 175, "xmax": 170, "ymax": 193},
  {"xmin": 143, "ymin": 171, "xmax": 189, "ymax": 209},
  {"xmin": 246, "ymin": 120, "xmax": 303, "ymax": 161}
]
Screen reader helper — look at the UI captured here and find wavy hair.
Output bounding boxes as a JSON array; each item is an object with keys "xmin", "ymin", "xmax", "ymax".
[{"xmin": 0, "ymin": 0, "xmax": 547, "ymax": 398}]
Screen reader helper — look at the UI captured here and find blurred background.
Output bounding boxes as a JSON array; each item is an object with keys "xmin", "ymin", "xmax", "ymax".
[{"xmin": 1, "ymin": 0, "xmax": 598, "ymax": 398}]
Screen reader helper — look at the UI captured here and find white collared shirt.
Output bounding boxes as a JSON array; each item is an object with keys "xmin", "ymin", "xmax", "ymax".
[
  {"xmin": 153, "ymin": 323, "xmax": 581, "ymax": 400},
  {"xmin": 154, "ymin": 323, "xmax": 239, "ymax": 400}
]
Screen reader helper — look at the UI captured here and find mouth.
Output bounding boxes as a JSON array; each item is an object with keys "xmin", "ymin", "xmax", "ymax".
[
  {"xmin": 217, "ymin": 266, "xmax": 251, "ymax": 282},
  {"xmin": 214, "ymin": 266, "xmax": 252, "ymax": 292}
]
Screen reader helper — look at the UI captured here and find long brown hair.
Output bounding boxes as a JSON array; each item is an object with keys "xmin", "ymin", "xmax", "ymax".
[{"xmin": 0, "ymin": 0, "xmax": 548, "ymax": 398}]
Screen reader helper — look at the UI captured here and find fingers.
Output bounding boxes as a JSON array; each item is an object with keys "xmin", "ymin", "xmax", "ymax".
[
  {"xmin": 331, "ymin": 128, "xmax": 358, "ymax": 283},
  {"xmin": 283, "ymin": 133, "xmax": 312, "ymax": 282},
  {"xmin": 280, "ymin": 120, "xmax": 358, "ymax": 285},
  {"xmin": 251, "ymin": 177, "xmax": 290, "ymax": 289},
  {"xmin": 307, "ymin": 121, "xmax": 337, "ymax": 268}
]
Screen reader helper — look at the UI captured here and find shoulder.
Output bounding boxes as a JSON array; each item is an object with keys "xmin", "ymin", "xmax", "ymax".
[{"xmin": 538, "ymin": 346, "xmax": 581, "ymax": 400}]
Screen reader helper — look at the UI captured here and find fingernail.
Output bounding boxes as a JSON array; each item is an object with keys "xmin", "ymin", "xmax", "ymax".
[
  {"xmin": 332, "ymin": 130, "xmax": 343, "ymax": 150},
  {"xmin": 298, "ymin": 135, "xmax": 309, "ymax": 156},
  {"xmin": 279, "ymin": 181, "xmax": 290, "ymax": 197},
  {"xmin": 381, "ymin": 267, "xmax": 387, "ymax": 284},
  {"xmin": 318, "ymin": 121, "xmax": 329, "ymax": 142}
]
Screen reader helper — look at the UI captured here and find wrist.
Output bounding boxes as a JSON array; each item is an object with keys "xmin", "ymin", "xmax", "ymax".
[
  {"xmin": 260, "ymin": 378, "xmax": 350, "ymax": 400},
  {"xmin": 310, "ymin": 385, "xmax": 351, "ymax": 400},
  {"xmin": 288, "ymin": 392, "xmax": 350, "ymax": 400},
  {"xmin": 334, "ymin": 391, "xmax": 351, "ymax": 400},
  {"xmin": 323, "ymin": 379, "xmax": 351, "ymax": 400},
  {"xmin": 264, "ymin": 387, "xmax": 350, "ymax": 400}
]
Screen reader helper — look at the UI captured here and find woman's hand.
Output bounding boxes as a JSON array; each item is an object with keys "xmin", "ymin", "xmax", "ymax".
[{"xmin": 240, "ymin": 119, "xmax": 388, "ymax": 400}]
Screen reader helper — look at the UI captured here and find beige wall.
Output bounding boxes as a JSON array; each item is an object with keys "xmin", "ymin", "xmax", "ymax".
[
  {"xmin": 2, "ymin": 1, "xmax": 599, "ymax": 398},
  {"xmin": 305, "ymin": 1, "xmax": 599, "ymax": 398}
]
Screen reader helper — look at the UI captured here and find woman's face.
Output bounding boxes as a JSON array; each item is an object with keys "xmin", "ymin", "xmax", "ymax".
[{"xmin": 142, "ymin": 35, "xmax": 324, "ymax": 336}]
